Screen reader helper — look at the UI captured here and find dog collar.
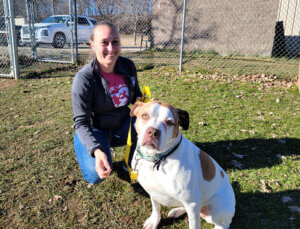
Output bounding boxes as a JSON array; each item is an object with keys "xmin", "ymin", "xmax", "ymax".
[{"xmin": 137, "ymin": 135, "xmax": 183, "ymax": 170}]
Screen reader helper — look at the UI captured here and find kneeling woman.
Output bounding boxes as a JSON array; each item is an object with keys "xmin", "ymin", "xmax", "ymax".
[{"xmin": 72, "ymin": 21, "xmax": 142, "ymax": 184}]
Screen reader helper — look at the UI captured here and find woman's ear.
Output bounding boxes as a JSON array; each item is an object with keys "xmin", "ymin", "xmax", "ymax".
[
  {"xmin": 176, "ymin": 108, "xmax": 189, "ymax": 130},
  {"xmin": 90, "ymin": 40, "xmax": 95, "ymax": 52}
]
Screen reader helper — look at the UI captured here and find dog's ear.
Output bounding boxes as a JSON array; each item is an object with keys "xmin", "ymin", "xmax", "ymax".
[
  {"xmin": 176, "ymin": 108, "xmax": 189, "ymax": 130},
  {"xmin": 130, "ymin": 102, "xmax": 144, "ymax": 117}
]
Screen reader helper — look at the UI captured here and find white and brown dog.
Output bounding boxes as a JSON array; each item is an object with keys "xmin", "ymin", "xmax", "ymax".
[{"xmin": 130, "ymin": 101, "xmax": 236, "ymax": 229}]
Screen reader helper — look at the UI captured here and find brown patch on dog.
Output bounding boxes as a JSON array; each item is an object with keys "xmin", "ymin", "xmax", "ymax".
[
  {"xmin": 199, "ymin": 150, "xmax": 216, "ymax": 181},
  {"xmin": 130, "ymin": 102, "xmax": 144, "ymax": 117},
  {"xmin": 220, "ymin": 170, "xmax": 224, "ymax": 178},
  {"xmin": 200, "ymin": 205, "xmax": 211, "ymax": 218}
]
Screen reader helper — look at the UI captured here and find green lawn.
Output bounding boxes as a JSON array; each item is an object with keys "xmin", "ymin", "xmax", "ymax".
[{"xmin": 0, "ymin": 63, "xmax": 299, "ymax": 228}]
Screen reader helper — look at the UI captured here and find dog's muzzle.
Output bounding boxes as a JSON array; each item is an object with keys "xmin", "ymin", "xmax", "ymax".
[{"xmin": 142, "ymin": 127, "xmax": 161, "ymax": 149}]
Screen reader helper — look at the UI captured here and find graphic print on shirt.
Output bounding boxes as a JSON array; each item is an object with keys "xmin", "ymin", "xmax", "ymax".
[{"xmin": 101, "ymin": 72, "xmax": 129, "ymax": 107}]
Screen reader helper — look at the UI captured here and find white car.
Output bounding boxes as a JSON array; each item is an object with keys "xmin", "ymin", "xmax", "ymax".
[{"xmin": 21, "ymin": 15, "xmax": 97, "ymax": 48}]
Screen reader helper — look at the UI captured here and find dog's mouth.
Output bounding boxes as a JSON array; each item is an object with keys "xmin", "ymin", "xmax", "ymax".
[{"xmin": 141, "ymin": 138, "xmax": 159, "ymax": 149}]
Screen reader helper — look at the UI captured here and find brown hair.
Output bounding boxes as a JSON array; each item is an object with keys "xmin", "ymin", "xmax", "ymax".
[{"xmin": 89, "ymin": 21, "xmax": 119, "ymax": 42}]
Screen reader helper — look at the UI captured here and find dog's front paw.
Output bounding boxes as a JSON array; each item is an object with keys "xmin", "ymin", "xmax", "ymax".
[
  {"xmin": 143, "ymin": 214, "xmax": 161, "ymax": 229},
  {"xmin": 167, "ymin": 207, "xmax": 186, "ymax": 219}
]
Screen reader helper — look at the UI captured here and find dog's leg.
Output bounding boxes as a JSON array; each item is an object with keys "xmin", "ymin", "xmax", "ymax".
[
  {"xmin": 143, "ymin": 197, "xmax": 161, "ymax": 229},
  {"xmin": 167, "ymin": 207, "xmax": 186, "ymax": 219},
  {"xmin": 182, "ymin": 202, "xmax": 201, "ymax": 229},
  {"xmin": 214, "ymin": 225, "xmax": 229, "ymax": 229}
]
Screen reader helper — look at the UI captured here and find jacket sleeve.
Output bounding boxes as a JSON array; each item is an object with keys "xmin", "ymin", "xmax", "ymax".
[
  {"xmin": 71, "ymin": 70, "xmax": 103, "ymax": 156},
  {"xmin": 130, "ymin": 62, "xmax": 142, "ymax": 103}
]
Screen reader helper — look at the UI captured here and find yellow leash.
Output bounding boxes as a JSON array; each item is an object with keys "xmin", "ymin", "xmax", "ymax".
[{"xmin": 125, "ymin": 86, "xmax": 151, "ymax": 183}]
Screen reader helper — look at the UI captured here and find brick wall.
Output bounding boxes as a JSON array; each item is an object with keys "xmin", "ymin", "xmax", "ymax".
[{"xmin": 151, "ymin": 0, "xmax": 280, "ymax": 56}]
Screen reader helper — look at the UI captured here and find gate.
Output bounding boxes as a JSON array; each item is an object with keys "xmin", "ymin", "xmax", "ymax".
[
  {"xmin": 0, "ymin": 0, "xmax": 19, "ymax": 79},
  {"xmin": 22, "ymin": 0, "xmax": 78, "ymax": 64}
]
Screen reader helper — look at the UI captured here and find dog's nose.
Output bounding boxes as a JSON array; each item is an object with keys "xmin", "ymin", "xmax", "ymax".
[{"xmin": 146, "ymin": 127, "xmax": 161, "ymax": 139}]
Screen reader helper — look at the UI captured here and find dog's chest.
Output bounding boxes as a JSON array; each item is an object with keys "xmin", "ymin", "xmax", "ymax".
[{"xmin": 134, "ymin": 159, "xmax": 183, "ymax": 207}]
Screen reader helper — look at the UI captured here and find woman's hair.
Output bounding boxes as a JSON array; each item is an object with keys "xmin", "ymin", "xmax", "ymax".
[{"xmin": 89, "ymin": 21, "xmax": 119, "ymax": 42}]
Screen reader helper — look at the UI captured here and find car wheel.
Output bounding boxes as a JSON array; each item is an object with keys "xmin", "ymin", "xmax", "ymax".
[{"xmin": 53, "ymin": 32, "xmax": 66, "ymax": 48}]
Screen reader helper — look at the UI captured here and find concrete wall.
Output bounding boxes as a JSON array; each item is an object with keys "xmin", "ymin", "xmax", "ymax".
[{"xmin": 151, "ymin": 0, "xmax": 280, "ymax": 56}]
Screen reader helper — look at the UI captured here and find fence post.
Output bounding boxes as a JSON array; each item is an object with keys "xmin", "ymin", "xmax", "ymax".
[
  {"xmin": 25, "ymin": 0, "xmax": 37, "ymax": 60},
  {"xmin": 69, "ymin": 0, "xmax": 74, "ymax": 63},
  {"xmin": 7, "ymin": 0, "xmax": 19, "ymax": 79},
  {"xmin": 73, "ymin": 0, "xmax": 79, "ymax": 64},
  {"xmin": 179, "ymin": 0, "xmax": 187, "ymax": 72}
]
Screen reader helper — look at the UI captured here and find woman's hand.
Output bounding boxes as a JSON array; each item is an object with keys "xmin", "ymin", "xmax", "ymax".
[{"xmin": 94, "ymin": 149, "xmax": 112, "ymax": 179}]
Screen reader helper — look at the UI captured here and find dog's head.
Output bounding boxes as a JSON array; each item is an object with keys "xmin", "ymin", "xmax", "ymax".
[{"xmin": 130, "ymin": 101, "xmax": 189, "ymax": 156}]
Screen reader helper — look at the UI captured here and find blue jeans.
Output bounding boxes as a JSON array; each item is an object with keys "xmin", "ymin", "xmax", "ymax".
[{"xmin": 74, "ymin": 116, "xmax": 137, "ymax": 184}]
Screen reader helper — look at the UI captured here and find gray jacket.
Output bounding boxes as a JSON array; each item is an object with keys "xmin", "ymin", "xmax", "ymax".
[{"xmin": 72, "ymin": 56, "xmax": 142, "ymax": 156}]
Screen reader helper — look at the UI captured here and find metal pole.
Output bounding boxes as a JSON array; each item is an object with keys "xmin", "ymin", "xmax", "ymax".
[
  {"xmin": 69, "ymin": 0, "xmax": 74, "ymax": 63},
  {"xmin": 291, "ymin": 0, "xmax": 298, "ymax": 35},
  {"xmin": 26, "ymin": 0, "xmax": 37, "ymax": 60},
  {"xmin": 7, "ymin": 0, "xmax": 19, "ymax": 79},
  {"xmin": 74, "ymin": 0, "xmax": 79, "ymax": 64},
  {"xmin": 30, "ymin": 0, "xmax": 37, "ymax": 59},
  {"xmin": 3, "ymin": 0, "xmax": 13, "ymax": 74},
  {"xmin": 52, "ymin": 0, "xmax": 55, "ymax": 15},
  {"xmin": 179, "ymin": 0, "xmax": 187, "ymax": 72}
]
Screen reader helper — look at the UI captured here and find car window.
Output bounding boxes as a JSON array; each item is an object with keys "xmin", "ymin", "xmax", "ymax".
[
  {"xmin": 78, "ymin": 17, "xmax": 89, "ymax": 25},
  {"xmin": 42, "ymin": 16, "xmax": 68, "ymax": 24},
  {"xmin": 90, "ymin": 19, "xmax": 97, "ymax": 25}
]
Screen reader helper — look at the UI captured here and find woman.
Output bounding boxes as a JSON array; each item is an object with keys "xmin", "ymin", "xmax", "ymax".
[{"xmin": 72, "ymin": 21, "xmax": 142, "ymax": 184}]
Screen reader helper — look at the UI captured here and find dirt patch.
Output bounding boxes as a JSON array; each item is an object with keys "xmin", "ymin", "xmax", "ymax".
[
  {"xmin": 0, "ymin": 78, "xmax": 18, "ymax": 90},
  {"xmin": 184, "ymin": 72, "xmax": 296, "ymax": 90}
]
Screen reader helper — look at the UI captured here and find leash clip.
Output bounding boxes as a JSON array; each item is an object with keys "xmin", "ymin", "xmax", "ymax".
[{"xmin": 130, "ymin": 170, "xmax": 138, "ymax": 184}]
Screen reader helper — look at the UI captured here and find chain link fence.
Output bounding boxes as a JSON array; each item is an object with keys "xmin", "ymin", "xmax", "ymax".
[{"xmin": 0, "ymin": 0, "xmax": 299, "ymax": 80}]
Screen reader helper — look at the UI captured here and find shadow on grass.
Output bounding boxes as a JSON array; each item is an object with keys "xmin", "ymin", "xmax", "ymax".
[
  {"xmin": 229, "ymin": 186, "xmax": 299, "ymax": 229},
  {"xmin": 21, "ymin": 63, "xmax": 77, "ymax": 79},
  {"xmin": 194, "ymin": 137, "xmax": 300, "ymax": 171}
]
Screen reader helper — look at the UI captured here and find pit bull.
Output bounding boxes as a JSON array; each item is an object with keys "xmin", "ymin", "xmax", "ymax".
[{"xmin": 130, "ymin": 101, "xmax": 235, "ymax": 229}]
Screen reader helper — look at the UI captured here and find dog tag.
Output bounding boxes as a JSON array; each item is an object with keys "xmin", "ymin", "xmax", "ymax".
[{"xmin": 130, "ymin": 171, "xmax": 138, "ymax": 184}]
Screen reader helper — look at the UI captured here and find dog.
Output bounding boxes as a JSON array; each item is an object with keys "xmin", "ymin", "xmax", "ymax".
[{"xmin": 130, "ymin": 101, "xmax": 236, "ymax": 229}]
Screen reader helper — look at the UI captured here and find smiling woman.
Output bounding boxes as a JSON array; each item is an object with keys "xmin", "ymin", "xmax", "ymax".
[
  {"xmin": 71, "ymin": 21, "xmax": 142, "ymax": 185},
  {"xmin": 89, "ymin": 22, "xmax": 121, "ymax": 73}
]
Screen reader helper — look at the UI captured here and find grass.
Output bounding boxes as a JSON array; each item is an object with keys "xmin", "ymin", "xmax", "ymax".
[
  {"xmin": 0, "ymin": 62, "xmax": 299, "ymax": 228},
  {"xmin": 124, "ymin": 50, "xmax": 299, "ymax": 80}
]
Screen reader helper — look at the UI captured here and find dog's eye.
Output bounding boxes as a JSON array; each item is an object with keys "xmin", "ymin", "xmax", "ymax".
[
  {"xmin": 166, "ymin": 119, "xmax": 174, "ymax": 126},
  {"xmin": 141, "ymin": 113, "xmax": 150, "ymax": 120}
]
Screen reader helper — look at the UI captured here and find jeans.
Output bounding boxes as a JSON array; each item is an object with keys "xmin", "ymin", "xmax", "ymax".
[{"xmin": 74, "ymin": 116, "xmax": 137, "ymax": 184}]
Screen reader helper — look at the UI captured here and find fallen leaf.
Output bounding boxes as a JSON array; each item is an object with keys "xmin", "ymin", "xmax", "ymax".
[
  {"xmin": 260, "ymin": 180, "xmax": 272, "ymax": 193},
  {"xmin": 232, "ymin": 153, "xmax": 245, "ymax": 159},
  {"xmin": 288, "ymin": 206, "xmax": 300, "ymax": 213},
  {"xmin": 276, "ymin": 154, "xmax": 287, "ymax": 160},
  {"xmin": 232, "ymin": 160, "xmax": 243, "ymax": 169},
  {"xmin": 282, "ymin": 196, "xmax": 292, "ymax": 203},
  {"xmin": 62, "ymin": 206, "xmax": 68, "ymax": 212},
  {"xmin": 49, "ymin": 195, "xmax": 62, "ymax": 203},
  {"xmin": 240, "ymin": 129, "xmax": 256, "ymax": 134},
  {"xmin": 278, "ymin": 139, "xmax": 286, "ymax": 144}
]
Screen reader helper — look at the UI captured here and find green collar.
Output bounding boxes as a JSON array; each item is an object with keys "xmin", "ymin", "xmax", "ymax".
[{"xmin": 136, "ymin": 135, "xmax": 183, "ymax": 170}]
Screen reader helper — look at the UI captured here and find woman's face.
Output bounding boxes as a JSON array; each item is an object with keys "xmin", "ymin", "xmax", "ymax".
[{"xmin": 90, "ymin": 25, "xmax": 120, "ymax": 70}]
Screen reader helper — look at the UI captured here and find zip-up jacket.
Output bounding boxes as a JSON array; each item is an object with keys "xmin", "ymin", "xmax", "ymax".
[{"xmin": 72, "ymin": 56, "xmax": 142, "ymax": 156}]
